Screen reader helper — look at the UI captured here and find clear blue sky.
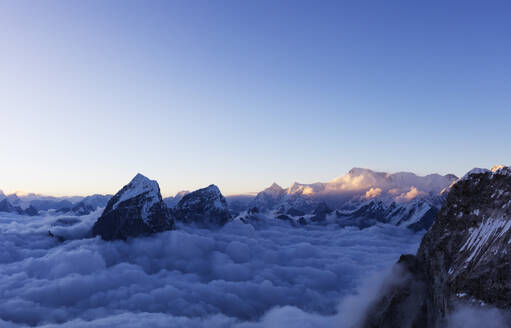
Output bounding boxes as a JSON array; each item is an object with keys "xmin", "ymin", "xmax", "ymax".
[{"xmin": 1, "ymin": 1, "xmax": 510, "ymax": 196}]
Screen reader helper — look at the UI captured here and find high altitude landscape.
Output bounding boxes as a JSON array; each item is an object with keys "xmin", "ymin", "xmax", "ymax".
[
  {"xmin": 2, "ymin": 1, "xmax": 510, "ymax": 327},
  {"xmin": 2, "ymin": 166, "xmax": 511, "ymax": 327}
]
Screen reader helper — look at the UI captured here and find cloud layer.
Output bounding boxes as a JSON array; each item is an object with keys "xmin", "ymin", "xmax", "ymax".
[{"xmin": 0, "ymin": 211, "xmax": 423, "ymax": 327}]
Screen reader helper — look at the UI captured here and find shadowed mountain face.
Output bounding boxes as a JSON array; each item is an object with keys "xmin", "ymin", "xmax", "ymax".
[
  {"xmin": 361, "ymin": 166, "xmax": 511, "ymax": 328},
  {"xmin": 92, "ymin": 174, "xmax": 173, "ymax": 240},
  {"xmin": 174, "ymin": 184, "xmax": 232, "ymax": 226}
]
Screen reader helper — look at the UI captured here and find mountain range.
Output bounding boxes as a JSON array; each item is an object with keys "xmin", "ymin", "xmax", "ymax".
[{"xmin": 0, "ymin": 168, "xmax": 458, "ymax": 233}]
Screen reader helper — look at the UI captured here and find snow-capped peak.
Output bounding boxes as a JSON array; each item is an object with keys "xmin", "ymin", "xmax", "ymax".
[
  {"xmin": 204, "ymin": 184, "xmax": 222, "ymax": 196},
  {"xmin": 111, "ymin": 173, "xmax": 161, "ymax": 223},
  {"xmin": 269, "ymin": 182, "xmax": 284, "ymax": 191},
  {"xmin": 262, "ymin": 183, "xmax": 285, "ymax": 196}
]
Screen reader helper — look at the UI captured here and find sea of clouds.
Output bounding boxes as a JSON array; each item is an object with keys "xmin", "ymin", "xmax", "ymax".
[{"xmin": 0, "ymin": 210, "xmax": 424, "ymax": 327}]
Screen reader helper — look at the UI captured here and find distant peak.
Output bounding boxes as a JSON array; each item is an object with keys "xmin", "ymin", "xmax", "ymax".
[{"xmin": 268, "ymin": 182, "xmax": 284, "ymax": 190}]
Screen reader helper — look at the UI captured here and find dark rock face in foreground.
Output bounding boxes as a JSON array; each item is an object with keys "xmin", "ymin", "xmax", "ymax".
[
  {"xmin": 92, "ymin": 174, "xmax": 173, "ymax": 240},
  {"xmin": 362, "ymin": 166, "xmax": 511, "ymax": 328},
  {"xmin": 174, "ymin": 184, "xmax": 231, "ymax": 225}
]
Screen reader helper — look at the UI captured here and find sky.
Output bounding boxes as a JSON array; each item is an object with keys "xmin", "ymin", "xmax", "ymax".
[{"xmin": 1, "ymin": 0, "xmax": 510, "ymax": 197}]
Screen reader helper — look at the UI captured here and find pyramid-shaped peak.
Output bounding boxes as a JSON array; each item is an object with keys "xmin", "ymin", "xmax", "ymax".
[
  {"xmin": 204, "ymin": 184, "xmax": 221, "ymax": 193},
  {"xmin": 267, "ymin": 182, "xmax": 284, "ymax": 191},
  {"xmin": 127, "ymin": 173, "xmax": 159, "ymax": 190},
  {"xmin": 92, "ymin": 173, "xmax": 172, "ymax": 240},
  {"xmin": 130, "ymin": 173, "xmax": 153, "ymax": 184}
]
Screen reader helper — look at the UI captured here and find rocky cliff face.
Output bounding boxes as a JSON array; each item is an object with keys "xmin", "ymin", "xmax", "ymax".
[
  {"xmin": 362, "ymin": 166, "xmax": 511, "ymax": 327},
  {"xmin": 92, "ymin": 174, "xmax": 173, "ymax": 240},
  {"xmin": 174, "ymin": 184, "xmax": 231, "ymax": 225}
]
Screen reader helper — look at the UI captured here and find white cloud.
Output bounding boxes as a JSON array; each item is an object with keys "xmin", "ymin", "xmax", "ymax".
[
  {"xmin": 364, "ymin": 188, "xmax": 382, "ymax": 199},
  {"xmin": 0, "ymin": 212, "xmax": 423, "ymax": 327},
  {"xmin": 396, "ymin": 186, "xmax": 426, "ymax": 201}
]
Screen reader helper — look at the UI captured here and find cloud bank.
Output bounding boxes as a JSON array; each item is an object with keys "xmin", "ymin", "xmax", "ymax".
[{"xmin": 0, "ymin": 211, "xmax": 423, "ymax": 327}]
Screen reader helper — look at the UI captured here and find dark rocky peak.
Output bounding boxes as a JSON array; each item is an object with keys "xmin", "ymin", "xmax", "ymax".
[
  {"xmin": 92, "ymin": 173, "xmax": 173, "ymax": 240},
  {"xmin": 0, "ymin": 199, "xmax": 18, "ymax": 213},
  {"xmin": 313, "ymin": 201, "xmax": 332, "ymax": 215},
  {"xmin": 174, "ymin": 184, "xmax": 231, "ymax": 225},
  {"xmin": 24, "ymin": 205, "xmax": 39, "ymax": 216},
  {"xmin": 362, "ymin": 165, "xmax": 511, "ymax": 327},
  {"xmin": 0, "ymin": 199, "xmax": 35, "ymax": 216},
  {"xmin": 310, "ymin": 202, "xmax": 333, "ymax": 222}
]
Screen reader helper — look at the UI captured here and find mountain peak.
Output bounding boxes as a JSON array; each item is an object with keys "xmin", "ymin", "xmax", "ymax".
[
  {"xmin": 263, "ymin": 182, "xmax": 285, "ymax": 194},
  {"xmin": 111, "ymin": 174, "xmax": 161, "ymax": 212},
  {"xmin": 269, "ymin": 182, "xmax": 283, "ymax": 190},
  {"xmin": 175, "ymin": 184, "xmax": 231, "ymax": 225},
  {"xmin": 204, "ymin": 184, "xmax": 222, "ymax": 195},
  {"xmin": 131, "ymin": 173, "xmax": 153, "ymax": 185},
  {"xmin": 92, "ymin": 174, "xmax": 172, "ymax": 240}
]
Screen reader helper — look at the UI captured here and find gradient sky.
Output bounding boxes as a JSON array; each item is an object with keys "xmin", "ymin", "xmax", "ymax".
[{"xmin": 1, "ymin": 1, "xmax": 510, "ymax": 197}]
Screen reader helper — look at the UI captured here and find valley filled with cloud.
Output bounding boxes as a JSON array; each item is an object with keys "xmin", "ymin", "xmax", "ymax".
[{"xmin": 0, "ymin": 211, "xmax": 423, "ymax": 327}]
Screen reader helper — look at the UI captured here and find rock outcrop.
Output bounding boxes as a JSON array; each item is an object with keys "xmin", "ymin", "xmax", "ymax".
[
  {"xmin": 174, "ymin": 184, "xmax": 231, "ymax": 225},
  {"xmin": 362, "ymin": 166, "xmax": 511, "ymax": 327},
  {"xmin": 92, "ymin": 174, "xmax": 173, "ymax": 240}
]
